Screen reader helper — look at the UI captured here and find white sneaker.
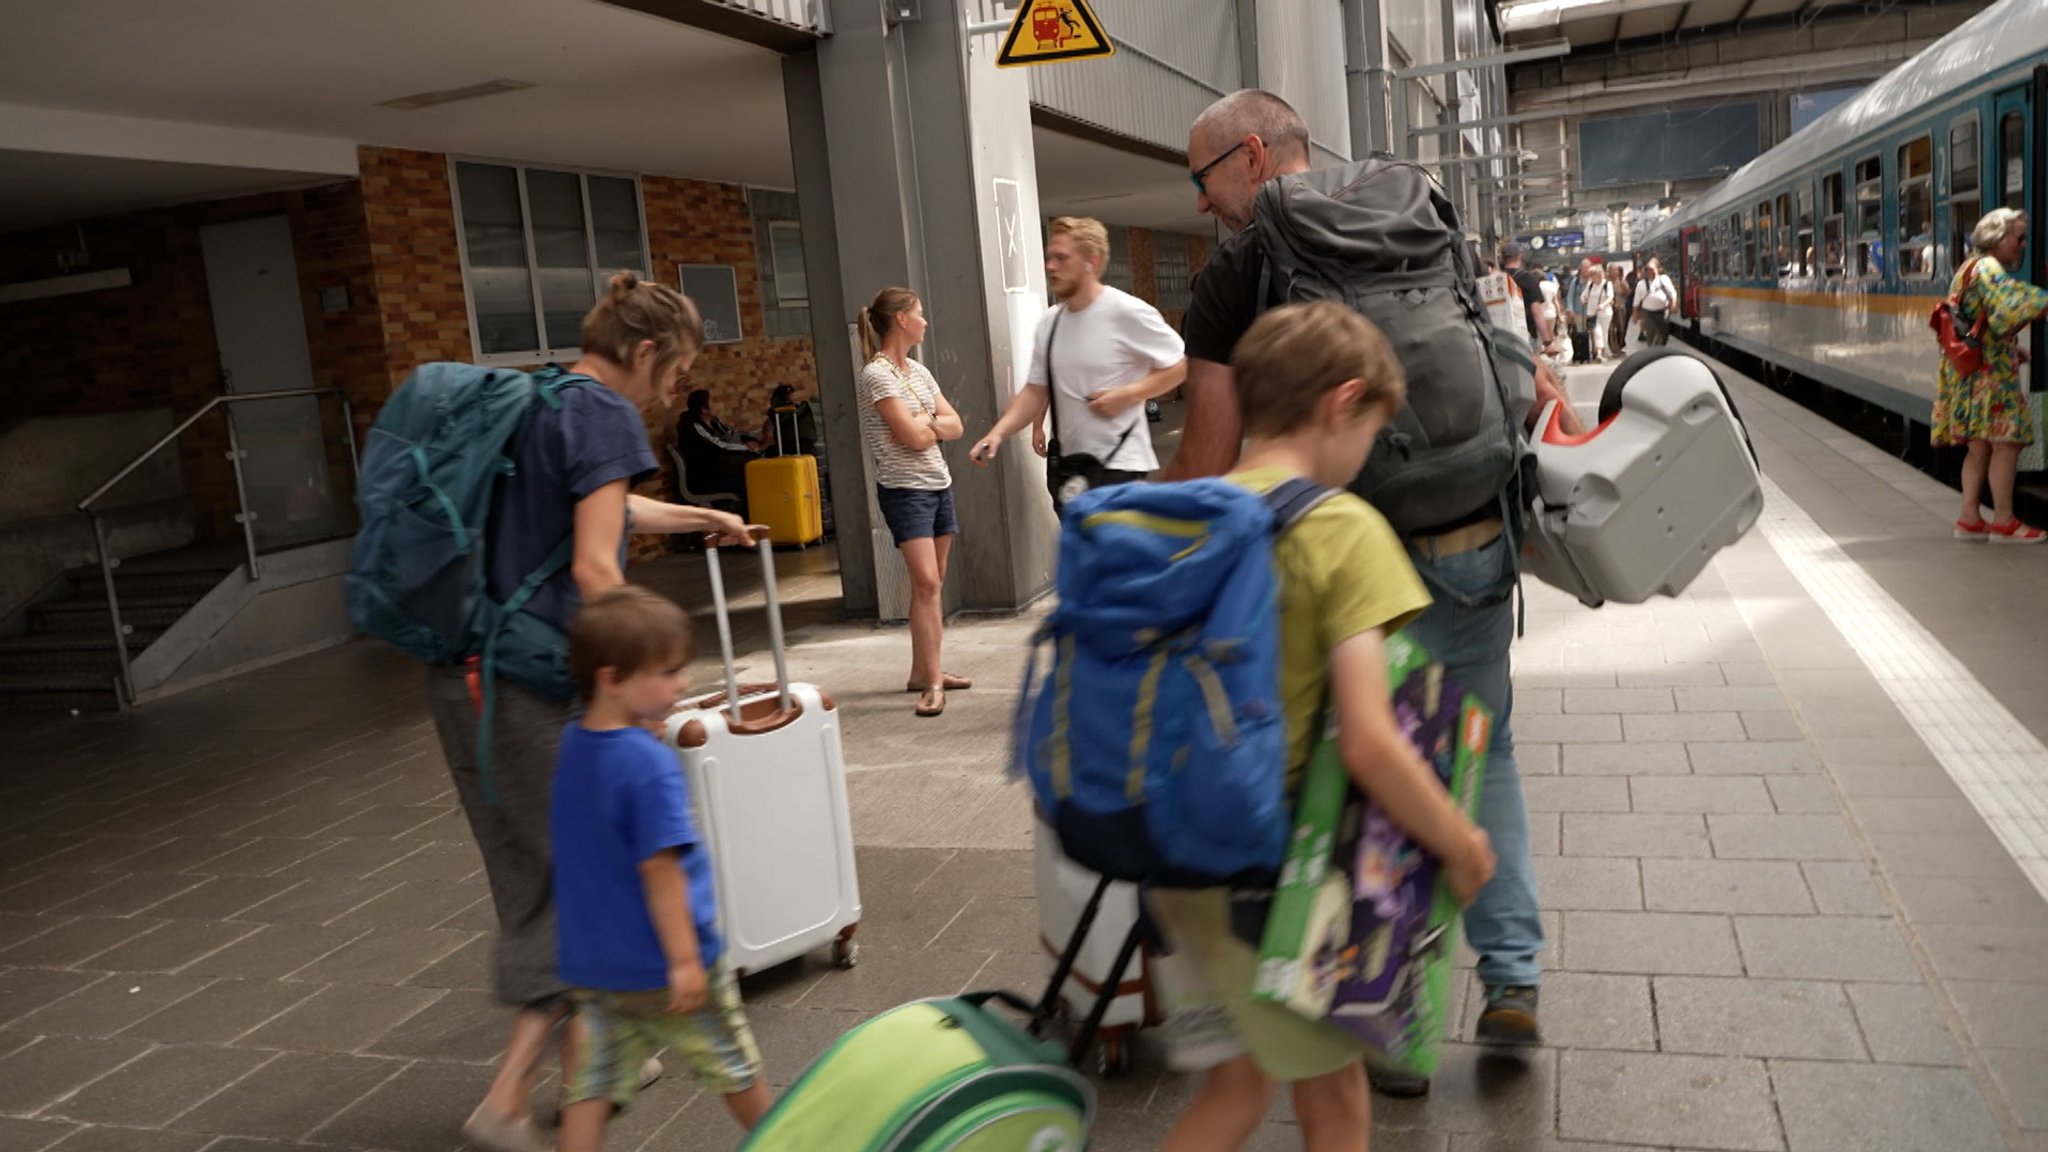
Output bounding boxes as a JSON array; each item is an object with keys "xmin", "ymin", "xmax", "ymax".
[{"xmin": 463, "ymin": 1104, "xmax": 549, "ymax": 1152}]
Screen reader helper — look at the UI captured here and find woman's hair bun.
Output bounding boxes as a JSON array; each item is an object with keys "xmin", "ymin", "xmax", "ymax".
[{"xmin": 606, "ymin": 271, "xmax": 643, "ymax": 297}]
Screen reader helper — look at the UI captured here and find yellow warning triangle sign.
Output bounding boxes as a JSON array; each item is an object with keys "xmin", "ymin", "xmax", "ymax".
[{"xmin": 995, "ymin": 0, "xmax": 1114, "ymax": 68}]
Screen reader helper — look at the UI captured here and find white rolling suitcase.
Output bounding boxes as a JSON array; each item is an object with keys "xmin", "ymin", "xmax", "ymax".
[
  {"xmin": 1521, "ymin": 348, "xmax": 1763, "ymax": 608},
  {"xmin": 663, "ymin": 538, "xmax": 861, "ymax": 975},
  {"xmin": 1033, "ymin": 816, "xmax": 1154, "ymax": 1076}
]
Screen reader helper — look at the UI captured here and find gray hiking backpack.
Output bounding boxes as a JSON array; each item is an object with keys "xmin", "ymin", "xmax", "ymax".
[{"xmin": 1253, "ymin": 159, "xmax": 1535, "ymax": 538}]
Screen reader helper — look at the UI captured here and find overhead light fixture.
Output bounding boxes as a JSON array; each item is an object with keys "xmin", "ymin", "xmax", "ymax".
[
  {"xmin": 1501, "ymin": 0, "xmax": 1609, "ymax": 33},
  {"xmin": 379, "ymin": 79, "xmax": 535, "ymax": 112}
]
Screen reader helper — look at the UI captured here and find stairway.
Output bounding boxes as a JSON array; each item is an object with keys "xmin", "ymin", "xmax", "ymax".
[{"xmin": 0, "ymin": 545, "xmax": 243, "ymax": 713}]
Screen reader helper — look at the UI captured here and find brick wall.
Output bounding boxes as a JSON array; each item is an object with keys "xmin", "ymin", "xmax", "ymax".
[
  {"xmin": 0, "ymin": 186, "xmax": 382, "ymax": 542},
  {"xmin": 358, "ymin": 147, "xmax": 472, "ymax": 397},
  {"xmin": 639, "ymin": 176, "xmax": 818, "ymax": 562}
]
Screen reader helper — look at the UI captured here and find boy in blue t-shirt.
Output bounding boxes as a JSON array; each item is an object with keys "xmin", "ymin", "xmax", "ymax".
[{"xmin": 552, "ymin": 586, "xmax": 769, "ymax": 1151}]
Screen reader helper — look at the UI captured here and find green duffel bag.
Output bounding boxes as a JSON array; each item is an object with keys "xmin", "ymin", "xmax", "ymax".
[{"xmin": 740, "ymin": 991, "xmax": 1094, "ymax": 1152}]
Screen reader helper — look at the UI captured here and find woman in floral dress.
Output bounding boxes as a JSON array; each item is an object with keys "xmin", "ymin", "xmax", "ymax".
[{"xmin": 1934, "ymin": 208, "xmax": 2048, "ymax": 544}]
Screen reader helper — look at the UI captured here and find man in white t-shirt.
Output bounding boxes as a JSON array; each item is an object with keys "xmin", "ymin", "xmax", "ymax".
[
  {"xmin": 971, "ymin": 217, "xmax": 1187, "ymax": 508},
  {"xmin": 1631, "ymin": 257, "xmax": 1678, "ymax": 347}
]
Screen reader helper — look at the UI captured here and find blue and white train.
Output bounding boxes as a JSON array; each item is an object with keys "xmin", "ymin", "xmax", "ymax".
[{"xmin": 1641, "ymin": 0, "xmax": 2046, "ymax": 469}]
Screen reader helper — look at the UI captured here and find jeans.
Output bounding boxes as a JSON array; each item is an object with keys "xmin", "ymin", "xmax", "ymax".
[{"xmin": 1402, "ymin": 532, "xmax": 1544, "ymax": 990}]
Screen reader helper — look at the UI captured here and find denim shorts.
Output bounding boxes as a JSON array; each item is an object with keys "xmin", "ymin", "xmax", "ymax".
[{"xmin": 876, "ymin": 484, "xmax": 957, "ymax": 546}]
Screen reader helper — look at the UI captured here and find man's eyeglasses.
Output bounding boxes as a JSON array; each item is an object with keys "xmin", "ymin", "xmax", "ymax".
[{"xmin": 1189, "ymin": 141, "xmax": 1247, "ymax": 194}]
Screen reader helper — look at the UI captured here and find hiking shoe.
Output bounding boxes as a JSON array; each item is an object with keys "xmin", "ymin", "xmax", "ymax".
[
  {"xmin": 1955, "ymin": 517, "xmax": 1990, "ymax": 540},
  {"xmin": 462, "ymin": 1105, "xmax": 548, "ymax": 1152},
  {"xmin": 1366, "ymin": 1064, "xmax": 1430, "ymax": 1099},
  {"xmin": 1475, "ymin": 985, "xmax": 1543, "ymax": 1047}
]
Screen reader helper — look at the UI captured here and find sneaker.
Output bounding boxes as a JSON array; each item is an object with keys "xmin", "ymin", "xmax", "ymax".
[
  {"xmin": 1954, "ymin": 518, "xmax": 1990, "ymax": 540},
  {"xmin": 1989, "ymin": 519, "xmax": 2048, "ymax": 545},
  {"xmin": 639, "ymin": 1056, "xmax": 665, "ymax": 1089},
  {"xmin": 462, "ymin": 1104, "xmax": 549, "ymax": 1152},
  {"xmin": 1475, "ymin": 985, "xmax": 1543, "ymax": 1047},
  {"xmin": 1366, "ymin": 1063, "xmax": 1430, "ymax": 1099}
]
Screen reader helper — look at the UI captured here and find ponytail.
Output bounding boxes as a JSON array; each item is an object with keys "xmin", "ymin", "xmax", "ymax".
[
  {"xmin": 859, "ymin": 286, "xmax": 918, "ymax": 362},
  {"xmin": 581, "ymin": 272, "xmax": 703, "ymax": 375}
]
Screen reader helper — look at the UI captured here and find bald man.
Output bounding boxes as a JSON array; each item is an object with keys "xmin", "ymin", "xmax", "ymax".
[{"xmin": 1169, "ymin": 89, "xmax": 1549, "ymax": 1104}]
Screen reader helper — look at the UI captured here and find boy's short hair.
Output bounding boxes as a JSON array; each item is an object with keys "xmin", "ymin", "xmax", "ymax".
[
  {"xmin": 1233, "ymin": 300, "xmax": 1406, "ymax": 438},
  {"xmin": 1047, "ymin": 216, "xmax": 1111, "ymax": 266},
  {"xmin": 570, "ymin": 586, "xmax": 693, "ymax": 700}
]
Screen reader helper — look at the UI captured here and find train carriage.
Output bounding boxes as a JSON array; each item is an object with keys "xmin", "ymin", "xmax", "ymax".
[{"xmin": 1643, "ymin": 0, "xmax": 2046, "ymax": 471}]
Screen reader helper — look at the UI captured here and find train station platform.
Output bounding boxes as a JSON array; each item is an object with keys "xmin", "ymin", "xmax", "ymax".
[{"xmin": 1, "ymin": 348, "xmax": 2045, "ymax": 1152}]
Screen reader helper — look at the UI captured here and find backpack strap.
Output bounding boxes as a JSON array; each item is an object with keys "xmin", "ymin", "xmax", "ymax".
[
  {"xmin": 471, "ymin": 367, "xmax": 592, "ymax": 804},
  {"xmin": 1262, "ymin": 476, "xmax": 1338, "ymax": 533}
]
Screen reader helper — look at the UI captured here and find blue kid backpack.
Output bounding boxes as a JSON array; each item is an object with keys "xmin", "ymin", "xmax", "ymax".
[
  {"xmin": 1017, "ymin": 476, "xmax": 1335, "ymax": 887},
  {"xmin": 346, "ymin": 363, "xmax": 592, "ymax": 796}
]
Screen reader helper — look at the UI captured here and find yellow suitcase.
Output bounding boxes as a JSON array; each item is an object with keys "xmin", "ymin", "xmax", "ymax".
[{"xmin": 745, "ymin": 454, "xmax": 824, "ymax": 547}]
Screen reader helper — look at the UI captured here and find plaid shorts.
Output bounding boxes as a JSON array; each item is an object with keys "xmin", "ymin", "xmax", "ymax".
[{"xmin": 565, "ymin": 964, "xmax": 762, "ymax": 1108}]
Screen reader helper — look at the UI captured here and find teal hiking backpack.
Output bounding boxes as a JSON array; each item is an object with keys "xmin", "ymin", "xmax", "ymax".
[
  {"xmin": 740, "ymin": 993, "xmax": 1092, "ymax": 1152},
  {"xmin": 345, "ymin": 363, "xmax": 590, "ymax": 796},
  {"xmin": 1017, "ymin": 476, "xmax": 1335, "ymax": 887}
]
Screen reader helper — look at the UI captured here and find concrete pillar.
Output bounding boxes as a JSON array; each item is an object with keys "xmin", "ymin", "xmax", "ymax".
[{"xmin": 785, "ymin": 0, "xmax": 1056, "ymax": 620}]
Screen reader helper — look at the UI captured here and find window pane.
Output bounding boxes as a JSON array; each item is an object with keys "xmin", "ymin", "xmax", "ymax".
[
  {"xmin": 768, "ymin": 221, "xmax": 808, "ymax": 305},
  {"xmin": 1824, "ymin": 218, "xmax": 1843, "ymax": 278},
  {"xmin": 589, "ymin": 176, "xmax": 647, "ymax": 275},
  {"xmin": 1899, "ymin": 136, "xmax": 1932, "ymax": 182},
  {"xmin": 2001, "ymin": 112, "xmax": 2025, "ymax": 209},
  {"xmin": 527, "ymin": 170, "xmax": 595, "ymax": 352},
  {"xmin": 1952, "ymin": 195, "xmax": 1982, "ymax": 270},
  {"xmin": 1900, "ymin": 180, "xmax": 1933, "ymax": 279},
  {"xmin": 1952, "ymin": 120, "xmax": 1980, "ymax": 196},
  {"xmin": 456, "ymin": 162, "xmax": 539, "ymax": 356}
]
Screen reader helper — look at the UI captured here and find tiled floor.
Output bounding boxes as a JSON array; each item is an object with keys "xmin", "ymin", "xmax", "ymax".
[{"xmin": 1, "ymin": 353, "xmax": 2045, "ymax": 1152}]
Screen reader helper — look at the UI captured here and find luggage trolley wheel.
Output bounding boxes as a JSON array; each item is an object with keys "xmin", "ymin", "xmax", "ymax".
[
  {"xmin": 831, "ymin": 925, "xmax": 860, "ymax": 969},
  {"xmin": 1096, "ymin": 1027, "xmax": 1134, "ymax": 1078}
]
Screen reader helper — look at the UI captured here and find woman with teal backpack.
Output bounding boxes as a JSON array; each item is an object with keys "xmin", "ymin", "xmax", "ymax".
[{"xmin": 393, "ymin": 274, "xmax": 752, "ymax": 1152}]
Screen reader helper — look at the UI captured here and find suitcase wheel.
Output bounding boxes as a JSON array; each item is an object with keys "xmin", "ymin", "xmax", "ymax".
[
  {"xmin": 831, "ymin": 937, "xmax": 859, "ymax": 969},
  {"xmin": 1097, "ymin": 1031, "xmax": 1133, "ymax": 1078}
]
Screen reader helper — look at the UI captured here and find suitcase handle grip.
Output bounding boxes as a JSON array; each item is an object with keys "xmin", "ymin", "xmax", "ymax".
[{"xmin": 703, "ymin": 538, "xmax": 792, "ymax": 712}]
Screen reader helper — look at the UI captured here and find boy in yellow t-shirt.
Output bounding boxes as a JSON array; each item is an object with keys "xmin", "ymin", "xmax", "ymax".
[{"xmin": 1150, "ymin": 300, "xmax": 1496, "ymax": 1152}]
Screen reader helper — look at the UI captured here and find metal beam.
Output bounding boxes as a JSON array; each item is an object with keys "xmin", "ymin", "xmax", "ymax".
[
  {"xmin": 1420, "ymin": 150, "xmax": 1534, "ymax": 167},
  {"xmin": 1408, "ymin": 108, "xmax": 1564, "ymax": 136},
  {"xmin": 1393, "ymin": 38, "xmax": 1569, "ymax": 80}
]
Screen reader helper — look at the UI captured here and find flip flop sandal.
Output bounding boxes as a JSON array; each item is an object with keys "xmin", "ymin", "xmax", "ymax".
[
  {"xmin": 906, "ymin": 674, "xmax": 973, "ymax": 692},
  {"xmin": 914, "ymin": 687, "xmax": 946, "ymax": 718}
]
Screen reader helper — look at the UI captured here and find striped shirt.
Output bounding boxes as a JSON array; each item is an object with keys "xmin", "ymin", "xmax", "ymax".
[{"xmin": 859, "ymin": 356, "xmax": 952, "ymax": 491}]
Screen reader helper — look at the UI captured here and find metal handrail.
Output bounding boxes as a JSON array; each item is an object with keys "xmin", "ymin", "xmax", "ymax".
[{"xmin": 78, "ymin": 387, "xmax": 360, "ymax": 707}]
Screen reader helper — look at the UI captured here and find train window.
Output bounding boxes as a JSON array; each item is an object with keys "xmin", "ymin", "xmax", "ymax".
[
  {"xmin": 1744, "ymin": 209, "xmax": 1758, "ymax": 278},
  {"xmin": 1776, "ymin": 193, "xmax": 1793, "ymax": 278},
  {"xmin": 1822, "ymin": 173, "xmax": 1844, "ymax": 279},
  {"xmin": 2000, "ymin": 111, "xmax": 2025, "ymax": 210},
  {"xmin": 1796, "ymin": 184, "xmax": 1815, "ymax": 277},
  {"xmin": 1728, "ymin": 213, "xmax": 1744, "ymax": 277},
  {"xmin": 1898, "ymin": 136, "xmax": 1934, "ymax": 280},
  {"xmin": 1951, "ymin": 116, "xmax": 1982, "ymax": 272},
  {"xmin": 1854, "ymin": 155, "xmax": 1883, "ymax": 277}
]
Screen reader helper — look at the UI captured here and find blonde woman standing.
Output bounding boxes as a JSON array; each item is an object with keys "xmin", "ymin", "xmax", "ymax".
[
  {"xmin": 857, "ymin": 287, "xmax": 970, "ymax": 716},
  {"xmin": 1583, "ymin": 265, "xmax": 1613, "ymax": 363}
]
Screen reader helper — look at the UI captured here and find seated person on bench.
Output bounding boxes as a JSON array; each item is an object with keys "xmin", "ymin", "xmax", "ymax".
[{"xmin": 677, "ymin": 388, "xmax": 757, "ymax": 501}]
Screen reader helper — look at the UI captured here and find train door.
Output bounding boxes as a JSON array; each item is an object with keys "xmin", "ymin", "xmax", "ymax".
[
  {"xmin": 1679, "ymin": 226, "xmax": 1703, "ymax": 319},
  {"xmin": 1993, "ymin": 84, "xmax": 2033, "ymax": 279}
]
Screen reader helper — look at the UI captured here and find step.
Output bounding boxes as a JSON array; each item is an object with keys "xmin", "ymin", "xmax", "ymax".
[
  {"xmin": 0, "ymin": 687, "xmax": 120, "ymax": 715},
  {"xmin": 0, "ymin": 670, "xmax": 122, "ymax": 695},
  {"xmin": 66, "ymin": 568, "xmax": 231, "ymax": 600},
  {"xmin": 0, "ymin": 648, "xmax": 123, "ymax": 679},
  {"xmin": 0, "ymin": 629, "xmax": 167, "ymax": 655},
  {"xmin": 29, "ymin": 598, "xmax": 190, "ymax": 635},
  {"xmin": 102, "ymin": 545, "xmax": 246, "ymax": 577}
]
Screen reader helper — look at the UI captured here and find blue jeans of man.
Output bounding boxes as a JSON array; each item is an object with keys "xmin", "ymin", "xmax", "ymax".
[{"xmin": 1402, "ymin": 532, "xmax": 1544, "ymax": 990}]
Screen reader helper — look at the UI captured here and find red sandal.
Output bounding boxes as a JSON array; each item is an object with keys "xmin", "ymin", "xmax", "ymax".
[
  {"xmin": 1988, "ymin": 519, "xmax": 2048, "ymax": 545},
  {"xmin": 1955, "ymin": 517, "xmax": 1990, "ymax": 540}
]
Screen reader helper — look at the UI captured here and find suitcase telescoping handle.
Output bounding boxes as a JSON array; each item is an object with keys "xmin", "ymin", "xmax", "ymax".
[{"xmin": 702, "ymin": 534, "xmax": 793, "ymax": 712}]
